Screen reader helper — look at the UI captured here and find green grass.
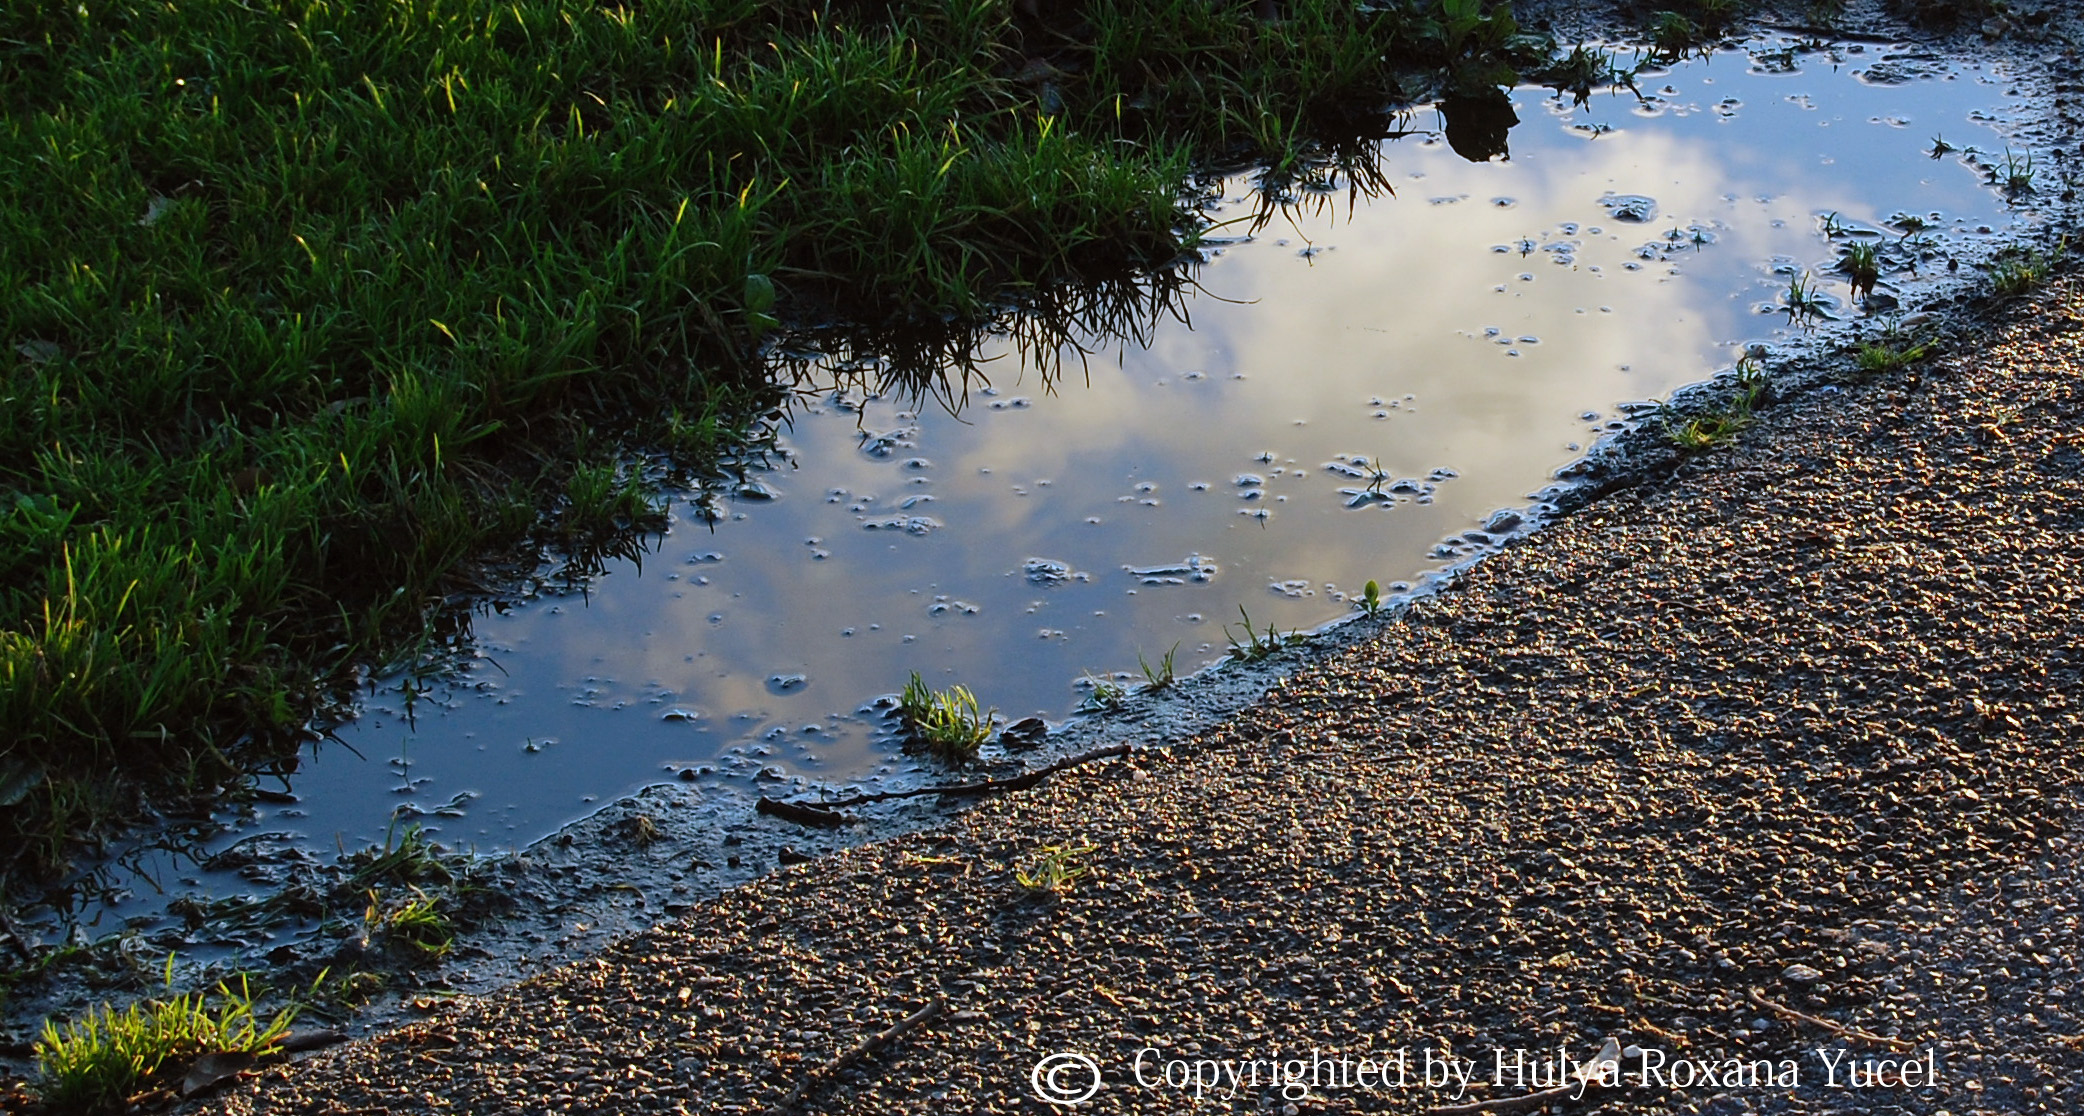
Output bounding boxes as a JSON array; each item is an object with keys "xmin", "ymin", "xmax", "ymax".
[
  {"xmin": 1138, "ymin": 643, "xmax": 1179, "ymax": 690},
  {"xmin": 1783, "ymin": 270, "xmax": 1830, "ymax": 322},
  {"xmin": 34, "ymin": 959, "xmax": 296, "ymax": 1113},
  {"xmin": 363, "ymin": 887, "xmax": 456, "ymax": 960},
  {"xmin": 2001, "ymin": 147, "xmax": 2036, "ymax": 194},
  {"xmin": 1223, "ymin": 606, "xmax": 1302, "ymax": 662},
  {"xmin": 1855, "ymin": 337, "xmax": 1933, "ymax": 374},
  {"xmin": 1079, "ymin": 674, "xmax": 1130, "ymax": 713},
  {"xmin": 1664, "ymin": 357, "xmax": 1768, "ymax": 450},
  {"xmin": 1840, "ymin": 241, "xmax": 1880, "ymax": 301},
  {"xmin": 0, "ymin": 0, "xmax": 1550, "ymax": 879},
  {"xmin": 1014, "ymin": 841, "xmax": 1096, "ymax": 895},
  {"xmin": 1991, "ymin": 239, "xmax": 2067, "ymax": 297},
  {"xmin": 898, "ymin": 671, "xmax": 992, "ymax": 761}
]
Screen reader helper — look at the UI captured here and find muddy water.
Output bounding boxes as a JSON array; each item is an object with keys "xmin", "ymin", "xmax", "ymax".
[{"xmin": 67, "ymin": 40, "xmax": 2058, "ymax": 930}]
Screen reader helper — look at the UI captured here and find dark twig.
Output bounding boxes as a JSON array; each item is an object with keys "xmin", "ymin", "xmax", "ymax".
[
  {"xmin": 767, "ymin": 996, "xmax": 945, "ymax": 1115},
  {"xmin": 1748, "ymin": 987, "xmax": 1913, "ymax": 1050},
  {"xmin": 756, "ymin": 798, "xmax": 850, "ymax": 828},
  {"xmin": 769, "ymin": 744, "xmax": 1133, "ymax": 812}
]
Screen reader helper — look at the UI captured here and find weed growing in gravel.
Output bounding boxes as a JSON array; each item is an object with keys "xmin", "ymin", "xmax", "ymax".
[
  {"xmin": 1015, "ymin": 842, "xmax": 1096, "ymax": 896},
  {"xmin": 35, "ymin": 958, "xmax": 296, "ymax": 1113},
  {"xmin": 1855, "ymin": 340, "xmax": 1932, "ymax": 374},
  {"xmin": 1538, "ymin": 43, "xmax": 1641, "ymax": 108},
  {"xmin": 1224, "ymin": 607, "xmax": 1302, "ymax": 662},
  {"xmin": 1647, "ymin": 12, "xmax": 1711, "ymax": 63},
  {"xmin": 898, "ymin": 673, "xmax": 991, "ymax": 761},
  {"xmin": 1991, "ymin": 239, "xmax": 2067, "ymax": 297},
  {"xmin": 1855, "ymin": 320, "xmax": 1934, "ymax": 374}
]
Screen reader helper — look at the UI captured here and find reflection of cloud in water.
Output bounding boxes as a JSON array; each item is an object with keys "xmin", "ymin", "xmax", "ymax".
[{"xmin": 311, "ymin": 59, "xmax": 2024, "ymax": 852}]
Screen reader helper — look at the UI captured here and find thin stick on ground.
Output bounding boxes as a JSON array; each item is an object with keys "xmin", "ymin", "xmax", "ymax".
[
  {"xmin": 765, "ymin": 997, "xmax": 946, "ymax": 1116},
  {"xmin": 762, "ymin": 744, "xmax": 1134, "ymax": 816},
  {"xmin": 1747, "ymin": 987, "xmax": 1914, "ymax": 1050}
]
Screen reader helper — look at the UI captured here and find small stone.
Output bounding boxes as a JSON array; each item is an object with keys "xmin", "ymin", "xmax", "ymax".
[{"xmin": 1783, "ymin": 964, "xmax": 1825, "ymax": 984}]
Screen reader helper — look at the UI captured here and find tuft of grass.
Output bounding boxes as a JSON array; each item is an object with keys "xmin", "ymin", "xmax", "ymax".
[
  {"xmin": 1138, "ymin": 644, "xmax": 1179, "ymax": 691},
  {"xmin": 1539, "ymin": 43, "xmax": 1639, "ymax": 109},
  {"xmin": 1784, "ymin": 271, "xmax": 1831, "ymax": 322},
  {"xmin": 34, "ymin": 958, "xmax": 296, "ymax": 1113},
  {"xmin": 1991, "ymin": 239, "xmax": 2067, "ymax": 297},
  {"xmin": 1855, "ymin": 337, "xmax": 1934, "ymax": 374},
  {"xmin": 1840, "ymin": 241, "xmax": 1881, "ymax": 301},
  {"xmin": 363, "ymin": 888, "xmax": 455, "ymax": 960},
  {"xmin": 898, "ymin": 672, "xmax": 991, "ymax": 761},
  {"xmin": 1665, "ymin": 357, "xmax": 1768, "ymax": 450},
  {"xmin": 1647, "ymin": 11, "xmax": 1710, "ymax": 63},
  {"xmin": 1224, "ymin": 606, "xmax": 1301, "ymax": 662},
  {"xmin": 1078, "ymin": 674, "xmax": 1130, "ymax": 713},
  {"xmin": 2001, "ymin": 148, "xmax": 2036, "ymax": 194},
  {"xmin": 343, "ymin": 822, "xmax": 452, "ymax": 892},
  {"xmin": 1015, "ymin": 841, "xmax": 1096, "ymax": 896}
]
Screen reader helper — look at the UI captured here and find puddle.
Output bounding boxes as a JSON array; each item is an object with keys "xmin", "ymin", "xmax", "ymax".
[
  {"xmin": 301, "ymin": 39, "xmax": 2046, "ymax": 845},
  {"xmin": 11, "ymin": 35, "xmax": 2071, "ymax": 1025}
]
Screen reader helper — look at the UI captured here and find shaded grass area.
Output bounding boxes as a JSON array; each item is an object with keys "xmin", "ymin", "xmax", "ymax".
[{"xmin": 0, "ymin": 0, "xmax": 1554, "ymax": 884}]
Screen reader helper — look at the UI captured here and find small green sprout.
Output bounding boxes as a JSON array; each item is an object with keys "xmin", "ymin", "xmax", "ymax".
[{"xmin": 1358, "ymin": 579, "xmax": 1385, "ymax": 616}]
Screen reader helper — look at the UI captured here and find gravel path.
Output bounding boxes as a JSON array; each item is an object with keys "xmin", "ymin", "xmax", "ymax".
[{"xmin": 195, "ymin": 269, "xmax": 2084, "ymax": 1116}]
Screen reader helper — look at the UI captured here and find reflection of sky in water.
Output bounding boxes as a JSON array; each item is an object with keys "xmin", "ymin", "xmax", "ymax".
[{"xmin": 297, "ymin": 44, "xmax": 2027, "ymax": 852}]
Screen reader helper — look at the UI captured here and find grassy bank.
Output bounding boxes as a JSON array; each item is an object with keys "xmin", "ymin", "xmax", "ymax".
[{"xmin": 0, "ymin": 0, "xmax": 1565, "ymax": 884}]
